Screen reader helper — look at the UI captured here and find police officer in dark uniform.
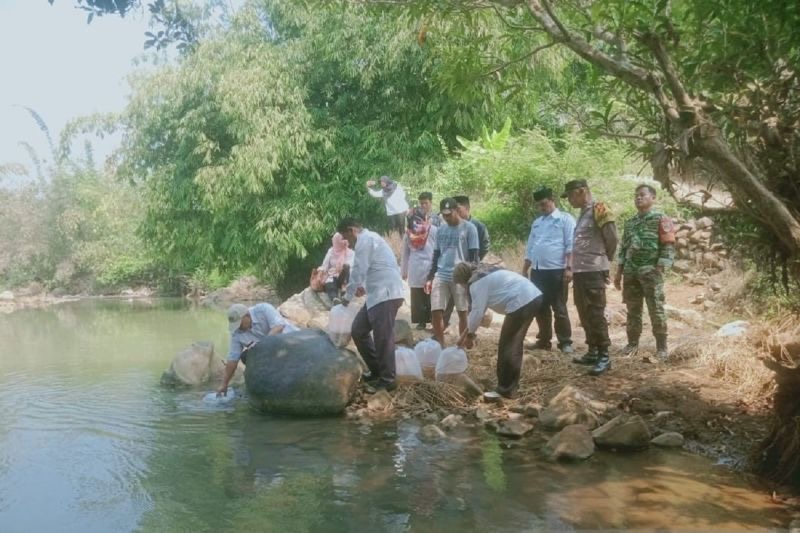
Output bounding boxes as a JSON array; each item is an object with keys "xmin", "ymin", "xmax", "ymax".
[{"xmin": 562, "ymin": 179, "xmax": 618, "ymax": 376}]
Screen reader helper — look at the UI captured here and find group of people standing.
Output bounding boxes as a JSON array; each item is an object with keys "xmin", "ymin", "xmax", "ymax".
[{"xmin": 220, "ymin": 175, "xmax": 676, "ymax": 400}]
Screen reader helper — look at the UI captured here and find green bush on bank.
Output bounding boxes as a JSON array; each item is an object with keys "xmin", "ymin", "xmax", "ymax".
[{"xmin": 403, "ymin": 121, "xmax": 678, "ymax": 249}]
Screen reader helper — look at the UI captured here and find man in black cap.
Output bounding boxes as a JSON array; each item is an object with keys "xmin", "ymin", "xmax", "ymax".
[
  {"xmin": 425, "ymin": 197, "xmax": 479, "ymax": 346},
  {"xmin": 562, "ymin": 179, "xmax": 618, "ymax": 376},
  {"xmin": 522, "ymin": 187, "xmax": 576, "ymax": 354}
]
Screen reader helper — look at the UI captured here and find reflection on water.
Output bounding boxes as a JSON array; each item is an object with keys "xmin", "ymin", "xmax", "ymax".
[{"xmin": 0, "ymin": 300, "xmax": 790, "ymax": 532}]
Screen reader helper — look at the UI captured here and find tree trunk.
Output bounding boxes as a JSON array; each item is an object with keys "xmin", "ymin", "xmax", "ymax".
[{"xmin": 693, "ymin": 126, "xmax": 800, "ymax": 256}]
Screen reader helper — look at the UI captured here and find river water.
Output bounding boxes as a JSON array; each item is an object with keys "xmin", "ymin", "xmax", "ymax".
[{"xmin": 0, "ymin": 299, "xmax": 790, "ymax": 531}]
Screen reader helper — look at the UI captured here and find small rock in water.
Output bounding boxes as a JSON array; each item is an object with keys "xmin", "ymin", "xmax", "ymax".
[
  {"xmin": 418, "ymin": 424, "xmax": 446, "ymax": 442},
  {"xmin": 651, "ymin": 432, "xmax": 685, "ymax": 447},
  {"xmin": 544, "ymin": 424, "xmax": 595, "ymax": 461},
  {"xmin": 440, "ymin": 414, "xmax": 462, "ymax": 430},
  {"xmin": 496, "ymin": 419, "xmax": 534, "ymax": 438},
  {"xmin": 367, "ymin": 390, "xmax": 392, "ymax": 411}
]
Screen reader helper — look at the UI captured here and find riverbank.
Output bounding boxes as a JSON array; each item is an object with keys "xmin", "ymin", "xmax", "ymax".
[{"xmin": 346, "ymin": 272, "xmax": 800, "ymax": 509}]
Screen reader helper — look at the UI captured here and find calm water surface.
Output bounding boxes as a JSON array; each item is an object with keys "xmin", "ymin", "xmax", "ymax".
[{"xmin": 0, "ymin": 300, "xmax": 790, "ymax": 531}]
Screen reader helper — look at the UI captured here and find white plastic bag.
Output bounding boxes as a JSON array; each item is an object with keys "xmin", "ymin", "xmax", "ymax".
[
  {"xmin": 715, "ymin": 320, "xmax": 750, "ymax": 337},
  {"xmin": 395, "ymin": 346, "xmax": 423, "ymax": 382},
  {"xmin": 435, "ymin": 347, "xmax": 468, "ymax": 380},
  {"xmin": 327, "ymin": 304, "xmax": 358, "ymax": 347},
  {"xmin": 203, "ymin": 387, "xmax": 236, "ymax": 405},
  {"xmin": 414, "ymin": 338, "xmax": 442, "ymax": 369}
]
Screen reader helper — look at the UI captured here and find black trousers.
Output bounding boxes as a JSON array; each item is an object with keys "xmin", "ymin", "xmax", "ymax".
[
  {"xmin": 409, "ymin": 287, "xmax": 431, "ymax": 325},
  {"xmin": 529, "ymin": 269, "xmax": 572, "ymax": 347},
  {"xmin": 388, "ymin": 213, "xmax": 406, "ymax": 237},
  {"xmin": 573, "ymin": 271, "xmax": 611, "ymax": 351},
  {"xmin": 324, "ymin": 264, "xmax": 350, "ymax": 302},
  {"xmin": 496, "ymin": 296, "xmax": 541, "ymax": 397},
  {"xmin": 351, "ymin": 298, "xmax": 404, "ymax": 385}
]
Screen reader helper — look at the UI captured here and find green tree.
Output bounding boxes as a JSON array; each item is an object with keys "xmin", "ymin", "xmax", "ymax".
[{"xmin": 371, "ymin": 0, "xmax": 800, "ymax": 280}]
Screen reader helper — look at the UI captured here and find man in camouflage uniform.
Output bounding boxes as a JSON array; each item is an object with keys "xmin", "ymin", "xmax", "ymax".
[
  {"xmin": 613, "ymin": 184, "xmax": 675, "ymax": 359},
  {"xmin": 563, "ymin": 179, "xmax": 618, "ymax": 376}
]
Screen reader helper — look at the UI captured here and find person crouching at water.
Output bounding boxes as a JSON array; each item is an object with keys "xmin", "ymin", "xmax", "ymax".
[
  {"xmin": 454, "ymin": 262, "xmax": 543, "ymax": 400},
  {"xmin": 217, "ymin": 303, "xmax": 300, "ymax": 397}
]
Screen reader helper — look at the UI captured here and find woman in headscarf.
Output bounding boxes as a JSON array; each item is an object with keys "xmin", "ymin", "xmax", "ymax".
[
  {"xmin": 366, "ymin": 175, "xmax": 410, "ymax": 236},
  {"xmin": 319, "ymin": 232, "xmax": 355, "ymax": 304},
  {"xmin": 453, "ymin": 262, "xmax": 543, "ymax": 399},
  {"xmin": 401, "ymin": 207, "xmax": 438, "ymax": 330}
]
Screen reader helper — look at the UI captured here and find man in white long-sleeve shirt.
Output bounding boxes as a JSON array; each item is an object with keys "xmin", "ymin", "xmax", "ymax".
[
  {"xmin": 338, "ymin": 217, "xmax": 405, "ymax": 392},
  {"xmin": 366, "ymin": 176, "xmax": 410, "ymax": 237},
  {"xmin": 454, "ymin": 263, "xmax": 542, "ymax": 399}
]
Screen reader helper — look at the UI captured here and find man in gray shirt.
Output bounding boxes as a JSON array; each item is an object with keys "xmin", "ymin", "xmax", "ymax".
[
  {"xmin": 425, "ymin": 198, "xmax": 479, "ymax": 346},
  {"xmin": 562, "ymin": 179, "xmax": 618, "ymax": 376},
  {"xmin": 339, "ymin": 217, "xmax": 405, "ymax": 392}
]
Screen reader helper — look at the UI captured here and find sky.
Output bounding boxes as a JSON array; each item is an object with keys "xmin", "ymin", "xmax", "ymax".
[{"xmin": 0, "ymin": 0, "xmax": 152, "ymax": 180}]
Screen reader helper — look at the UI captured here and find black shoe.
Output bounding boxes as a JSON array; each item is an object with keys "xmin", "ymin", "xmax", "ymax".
[
  {"xmin": 527, "ymin": 340, "xmax": 552, "ymax": 351},
  {"xmin": 572, "ymin": 349, "xmax": 599, "ymax": 365},
  {"xmin": 588, "ymin": 354, "xmax": 611, "ymax": 376},
  {"xmin": 415, "ymin": 323, "xmax": 427, "ymax": 330}
]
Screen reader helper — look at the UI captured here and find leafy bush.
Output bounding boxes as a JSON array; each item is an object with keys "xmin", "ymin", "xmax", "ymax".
[{"xmin": 424, "ymin": 122, "xmax": 678, "ymax": 248}]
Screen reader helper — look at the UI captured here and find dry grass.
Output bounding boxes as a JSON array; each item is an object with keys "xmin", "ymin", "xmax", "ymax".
[
  {"xmin": 496, "ymin": 242, "xmax": 527, "ymax": 273},
  {"xmin": 708, "ymin": 266, "xmax": 758, "ymax": 316},
  {"xmin": 383, "ymin": 231, "xmax": 405, "ymax": 261},
  {"xmin": 670, "ymin": 333, "xmax": 774, "ymax": 403},
  {"xmin": 390, "ymin": 381, "xmax": 470, "ymax": 414}
]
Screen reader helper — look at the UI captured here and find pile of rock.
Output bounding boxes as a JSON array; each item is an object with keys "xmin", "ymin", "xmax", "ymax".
[
  {"xmin": 671, "ymin": 216, "xmax": 729, "ymax": 275},
  {"xmin": 200, "ymin": 276, "xmax": 279, "ymax": 307}
]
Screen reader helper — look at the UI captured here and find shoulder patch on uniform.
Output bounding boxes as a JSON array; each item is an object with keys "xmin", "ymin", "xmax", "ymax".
[
  {"xmin": 593, "ymin": 202, "xmax": 615, "ymax": 226},
  {"xmin": 659, "ymin": 215, "xmax": 676, "ymax": 244}
]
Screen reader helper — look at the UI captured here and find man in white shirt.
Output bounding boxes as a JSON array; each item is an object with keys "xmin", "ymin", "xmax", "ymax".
[
  {"xmin": 454, "ymin": 263, "xmax": 542, "ymax": 399},
  {"xmin": 366, "ymin": 175, "xmax": 410, "ymax": 237},
  {"xmin": 339, "ymin": 217, "xmax": 405, "ymax": 392}
]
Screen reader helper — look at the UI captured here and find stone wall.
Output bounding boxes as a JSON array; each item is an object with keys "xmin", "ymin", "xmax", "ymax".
[{"xmin": 671, "ymin": 216, "xmax": 728, "ymax": 276}]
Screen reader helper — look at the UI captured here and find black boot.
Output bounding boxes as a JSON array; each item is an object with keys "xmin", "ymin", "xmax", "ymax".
[
  {"xmin": 588, "ymin": 351, "xmax": 611, "ymax": 376},
  {"xmin": 572, "ymin": 347, "xmax": 598, "ymax": 365},
  {"xmin": 655, "ymin": 334, "xmax": 668, "ymax": 360}
]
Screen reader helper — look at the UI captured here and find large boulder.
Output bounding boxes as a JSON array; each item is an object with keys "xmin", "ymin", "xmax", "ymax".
[
  {"xmin": 244, "ymin": 328, "xmax": 362, "ymax": 416},
  {"xmin": 592, "ymin": 414, "xmax": 651, "ymax": 450},
  {"xmin": 544, "ymin": 424, "xmax": 595, "ymax": 461},
  {"xmin": 160, "ymin": 341, "xmax": 243, "ymax": 387}
]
